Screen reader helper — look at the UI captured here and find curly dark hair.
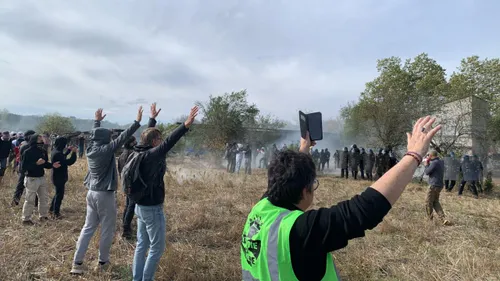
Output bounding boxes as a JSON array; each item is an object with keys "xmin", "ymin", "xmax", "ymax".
[{"xmin": 266, "ymin": 150, "xmax": 316, "ymax": 204}]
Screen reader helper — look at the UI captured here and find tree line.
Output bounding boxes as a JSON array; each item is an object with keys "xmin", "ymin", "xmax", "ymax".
[{"xmin": 341, "ymin": 54, "xmax": 500, "ymax": 155}]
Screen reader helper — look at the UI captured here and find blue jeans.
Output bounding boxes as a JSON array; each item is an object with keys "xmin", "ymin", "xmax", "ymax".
[{"xmin": 132, "ymin": 204, "xmax": 166, "ymax": 281}]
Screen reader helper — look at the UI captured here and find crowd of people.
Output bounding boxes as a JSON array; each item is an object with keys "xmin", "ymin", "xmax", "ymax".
[{"xmin": 0, "ymin": 109, "xmax": 488, "ymax": 280}]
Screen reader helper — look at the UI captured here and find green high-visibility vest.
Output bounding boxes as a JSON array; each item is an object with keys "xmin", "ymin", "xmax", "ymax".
[{"xmin": 241, "ymin": 198, "xmax": 340, "ymax": 281}]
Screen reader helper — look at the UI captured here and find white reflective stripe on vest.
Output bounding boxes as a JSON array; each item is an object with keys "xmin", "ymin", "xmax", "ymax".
[
  {"xmin": 267, "ymin": 211, "xmax": 291, "ymax": 281},
  {"xmin": 242, "ymin": 269, "xmax": 260, "ymax": 281}
]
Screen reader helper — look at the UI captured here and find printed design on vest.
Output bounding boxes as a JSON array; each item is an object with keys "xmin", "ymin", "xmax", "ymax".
[{"xmin": 241, "ymin": 216, "xmax": 262, "ymax": 266}]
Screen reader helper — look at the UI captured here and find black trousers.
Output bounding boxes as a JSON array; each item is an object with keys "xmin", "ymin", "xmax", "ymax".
[
  {"xmin": 122, "ymin": 195, "xmax": 136, "ymax": 231},
  {"xmin": 360, "ymin": 167, "xmax": 365, "ymax": 179},
  {"xmin": 351, "ymin": 169, "xmax": 358, "ymax": 180},
  {"xmin": 458, "ymin": 180, "xmax": 478, "ymax": 196},
  {"xmin": 366, "ymin": 171, "xmax": 373, "ymax": 181},
  {"xmin": 13, "ymin": 173, "xmax": 38, "ymax": 206},
  {"xmin": 341, "ymin": 168, "xmax": 349, "ymax": 179},
  {"xmin": 50, "ymin": 182, "xmax": 66, "ymax": 215},
  {"xmin": 444, "ymin": 180, "xmax": 456, "ymax": 191}
]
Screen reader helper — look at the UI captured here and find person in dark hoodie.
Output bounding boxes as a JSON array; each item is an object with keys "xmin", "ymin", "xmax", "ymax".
[
  {"xmin": 11, "ymin": 130, "xmax": 37, "ymax": 207},
  {"xmin": 71, "ymin": 107, "xmax": 143, "ymax": 275},
  {"xmin": 21, "ymin": 134, "xmax": 61, "ymax": 225},
  {"xmin": 118, "ymin": 103, "xmax": 160, "ymax": 240},
  {"xmin": 49, "ymin": 137, "xmax": 77, "ymax": 219},
  {"xmin": 118, "ymin": 136, "xmax": 138, "ymax": 239},
  {"xmin": 0, "ymin": 131, "xmax": 14, "ymax": 186},
  {"xmin": 132, "ymin": 105, "xmax": 198, "ymax": 281}
]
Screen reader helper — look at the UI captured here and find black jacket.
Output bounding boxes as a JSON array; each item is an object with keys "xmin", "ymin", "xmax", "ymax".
[
  {"xmin": 135, "ymin": 120, "xmax": 189, "ymax": 206},
  {"xmin": 22, "ymin": 134, "xmax": 53, "ymax": 177},
  {"xmin": 0, "ymin": 139, "xmax": 14, "ymax": 159},
  {"xmin": 265, "ymin": 187, "xmax": 391, "ymax": 281},
  {"xmin": 51, "ymin": 137, "xmax": 77, "ymax": 184}
]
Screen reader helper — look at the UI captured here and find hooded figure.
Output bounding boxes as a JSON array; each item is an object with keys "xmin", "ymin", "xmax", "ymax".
[
  {"xmin": 49, "ymin": 137, "xmax": 77, "ymax": 218},
  {"xmin": 20, "ymin": 134, "xmax": 58, "ymax": 224},
  {"xmin": 71, "ymin": 115, "xmax": 141, "ymax": 274},
  {"xmin": 0, "ymin": 131, "xmax": 14, "ymax": 184}
]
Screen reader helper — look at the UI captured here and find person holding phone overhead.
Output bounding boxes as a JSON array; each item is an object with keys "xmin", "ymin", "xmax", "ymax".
[{"xmin": 241, "ymin": 116, "xmax": 441, "ymax": 281}]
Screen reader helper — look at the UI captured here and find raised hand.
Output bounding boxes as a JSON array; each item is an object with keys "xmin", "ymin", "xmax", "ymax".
[
  {"xmin": 95, "ymin": 108, "xmax": 107, "ymax": 121},
  {"xmin": 53, "ymin": 161, "xmax": 61, "ymax": 169},
  {"xmin": 184, "ymin": 106, "xmax": 199, "ymax": 128},
  {"xmin": 406, "ymin": 116, "xmax": 441, "ymax": 157},
  {"xmin": 299, "ymin": 131, "xmax": 316, "ymax": 154},
  {"xmin": 136, "ymin": 106, "xmax": 144, "ymax": 123},
  {"xmin": 150, "ymin": 102, "xmax": 162, "ymax": 119},
  {"xmin": 36, "ymin": 158, "xmax": 46, "ymax": 165}
]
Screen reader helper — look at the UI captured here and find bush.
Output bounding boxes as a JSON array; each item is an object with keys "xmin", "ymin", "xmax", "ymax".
[{"xmin": 484, "ymin": 171, "xmax": 494, "ymax": 193}]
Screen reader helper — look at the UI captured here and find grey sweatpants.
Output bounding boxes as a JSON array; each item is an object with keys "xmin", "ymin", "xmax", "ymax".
[{"xmin": 73, "ymin": 190, "xmax": 117, "ymax": 264}]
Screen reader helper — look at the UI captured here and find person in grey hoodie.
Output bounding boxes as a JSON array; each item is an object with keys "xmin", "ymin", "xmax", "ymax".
[
  {"xmin": 423, "ymin": 150, "xmax": 450, "ymax": 225},
  {"xmin": 71, "ymin": 107, "xmax": 143, "ymax": 275}
]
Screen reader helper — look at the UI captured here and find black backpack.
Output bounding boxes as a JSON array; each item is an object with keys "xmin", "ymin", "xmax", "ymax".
[{"xmin": 121, "ymin": 151, "xmax": 149, "ymax": 202}]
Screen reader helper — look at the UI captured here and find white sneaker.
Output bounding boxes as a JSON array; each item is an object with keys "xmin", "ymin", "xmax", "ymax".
[{"xmin": 70, "ymin": 263, "xmax": 85, "ymax": 275}]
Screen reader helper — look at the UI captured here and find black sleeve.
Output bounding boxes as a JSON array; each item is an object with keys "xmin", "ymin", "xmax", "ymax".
[
  {"xmin": 147, "ymin": 124, "xmax": 189, "ymax": 157},
  {"xmin": 148, "ymin": 118, "xmax": 157, "ymax": 128},
  {"xmin": 66, "ymin": 152, "xmax": 77, "ymax": 166},
  {"xmin": 290, "ymin": 187, "xmax": 391, "ymax": 254},
  {"xmin": 43, "ymin": 152, "xmax": 53, "ymax": 169},
  {"xmin": 22, "ymin": 150, "xmax": 37, "ymax": 172}
]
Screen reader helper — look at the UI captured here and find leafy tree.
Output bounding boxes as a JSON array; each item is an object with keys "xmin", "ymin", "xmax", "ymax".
[
  {"xmin": 36, "ymin": 113, "xmax": 75, "ymax": 135},
  {"xmin": 195, "ymin": 90, "xmax": 259, "ymax": 150},
  {"xmin": 448, "ymin": 56, "xmax": 500, "ymax": 142},
  {"xmin": 342, "ymin": 53, "xmax": 448, "ymax": 149}
]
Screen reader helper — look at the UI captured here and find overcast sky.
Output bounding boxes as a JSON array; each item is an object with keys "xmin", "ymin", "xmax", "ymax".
[{"xmin": 0, "ymin": 0, "xmax": 499, "ymax": 124}]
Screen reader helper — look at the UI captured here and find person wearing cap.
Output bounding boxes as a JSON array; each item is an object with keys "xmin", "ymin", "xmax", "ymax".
[
  {"xmin": 241, "ymin": 116, "xmax": 441, "ymax": 281},
  {"xmin": 0, "ymin": 131, "xmax": 15, "ymax": 186}
]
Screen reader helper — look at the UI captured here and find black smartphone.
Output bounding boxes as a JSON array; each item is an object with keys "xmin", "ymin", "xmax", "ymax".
[{"xmin": 299, "ymin": 111, "xmax": 323, "ymax": 141}]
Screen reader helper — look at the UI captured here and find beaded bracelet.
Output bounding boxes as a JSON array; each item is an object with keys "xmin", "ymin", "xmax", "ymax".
[
  {"xmin": 404, "ymin": 152, "xmax": 421, "ymax": 166},
  {"xmin": 406, "ymin": 151, "xmax": 423, "ymax": 162}
]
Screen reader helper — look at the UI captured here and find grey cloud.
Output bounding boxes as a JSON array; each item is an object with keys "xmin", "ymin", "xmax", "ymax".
[
  {"xmin": 148, "ymin": 62, "xmax": 206, "ymax": 88},
  {"xmin": 127, "ymin": 98, "xmax": 148, "ymax": 105},
  {"xmin": 0, "ymin": 7, "xmax": 142, "ymax": 57}
]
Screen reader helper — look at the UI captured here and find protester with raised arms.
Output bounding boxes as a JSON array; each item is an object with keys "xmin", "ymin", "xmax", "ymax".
[
  {"xmin": 241, "ymin": 116, "xmax": 441, "ymax": 281},
  {"xmin": 71, "ymin": 106, "xmax": 143, "ymax": 275},
  {"xmin": 125, "ymin": 104, "xmax": 198, "ymax": 281}
]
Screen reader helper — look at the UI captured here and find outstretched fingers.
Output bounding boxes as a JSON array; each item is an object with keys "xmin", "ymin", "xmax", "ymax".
[{"xmin": 426, "ymin": 124, "xmax": 442, "ymax": 140}]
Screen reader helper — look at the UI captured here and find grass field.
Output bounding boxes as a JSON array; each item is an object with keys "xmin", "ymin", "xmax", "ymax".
[{"xmin": 1, "ymin": 158, "xmax": 500, "ymax": 281}]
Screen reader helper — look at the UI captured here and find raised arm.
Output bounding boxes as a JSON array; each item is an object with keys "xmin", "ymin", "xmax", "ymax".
[
  {"xmin": 93, "ymin": 108, "xmax": 106, "ymax": 129},
  {"xmin": 148, "ymin": 106, "xmax": 198, "ymax": 157},
  {"xmin": 106, "ymin": 106, "xmax": 143, "ymax": 152},
  {"xmin": 370, "ymin": 116, "xmax": 441, "ymax": 205},
  {"xmin": 424, "ymin": 160, "xmax": 437, "ymax": 175},
  {"xmin": 65, "ymin": 147, "xmax": 78, "ymax": 166},
  {"xmin": 148, "ymin": 102, "xmax": 161, "ymax": 128},
  {"xmin": 293, "ymin": 116, "xmax": 442, "ymax": 254}
]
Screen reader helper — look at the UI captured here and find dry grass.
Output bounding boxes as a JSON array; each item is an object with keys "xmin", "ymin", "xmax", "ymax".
[{"xmin": 1, "ymin": 158, "xmax": 500, "ymax": 281}]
